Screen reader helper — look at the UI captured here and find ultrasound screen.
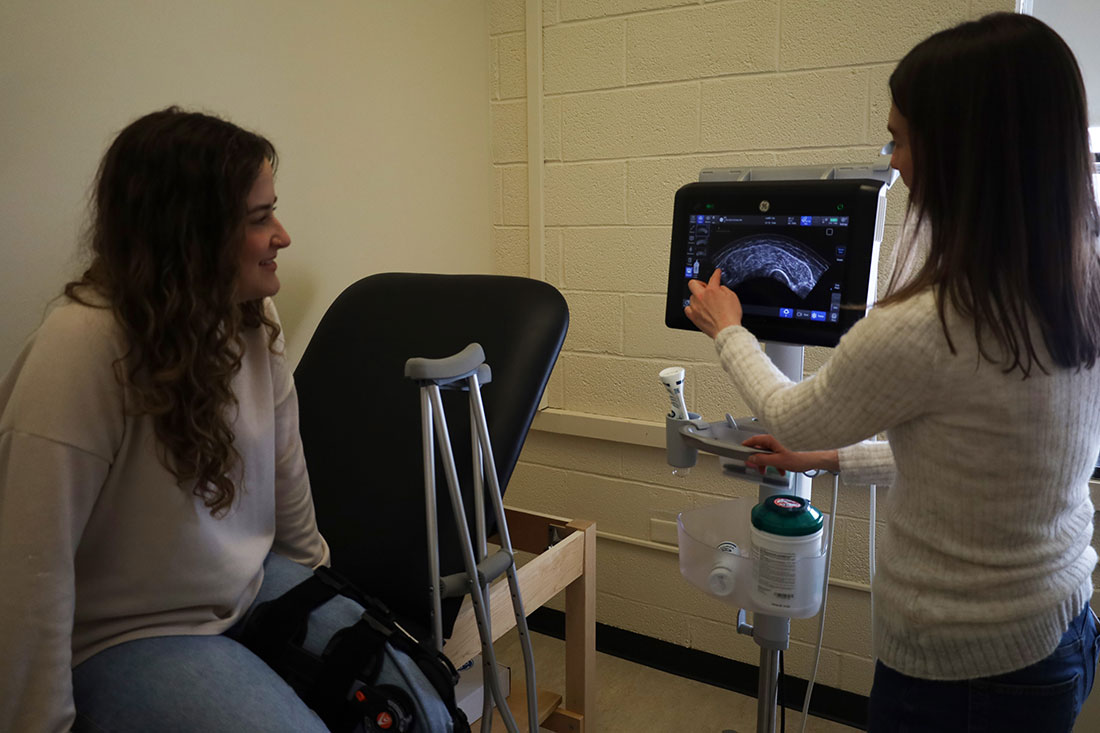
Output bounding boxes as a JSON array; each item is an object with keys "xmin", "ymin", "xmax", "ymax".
[{"xmin": 680, "ymin": 212, "xmax": 851, "ymax": 326}]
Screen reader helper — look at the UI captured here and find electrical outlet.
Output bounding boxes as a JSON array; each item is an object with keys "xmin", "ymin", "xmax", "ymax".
[{"xmin": 650, "ymin": 518, "xmax": 679, "ymax": 546}]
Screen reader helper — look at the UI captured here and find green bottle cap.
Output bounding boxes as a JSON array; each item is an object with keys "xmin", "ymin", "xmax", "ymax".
[{"xmin": 750, "ymin": 495, "xmax": 823, "ymax": 537}]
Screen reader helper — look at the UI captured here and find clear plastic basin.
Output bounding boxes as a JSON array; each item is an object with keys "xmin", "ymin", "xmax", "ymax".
[{"xmin": 677, "ymin": 497, "xmax": 829, "ymax": 619}]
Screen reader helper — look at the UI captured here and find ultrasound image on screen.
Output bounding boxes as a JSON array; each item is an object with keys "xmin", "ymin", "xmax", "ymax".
[
  {"xmin": 681, "ymin": 213, "xmax": 849, "ymax": 325},
  {"xmin": 711, "ymin": 234, "xmax": 829, "ymax": 299}
]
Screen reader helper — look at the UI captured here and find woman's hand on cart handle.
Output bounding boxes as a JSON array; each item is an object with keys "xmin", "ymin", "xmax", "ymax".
[{"xmin": 743, "ymin": 434, "xmax": 840, "ymax": 475}]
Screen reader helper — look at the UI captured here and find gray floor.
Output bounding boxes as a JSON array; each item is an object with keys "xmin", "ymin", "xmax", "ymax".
[{"xmin": 490, "ymin": 629, "xmax": 861, "ymax": 733}]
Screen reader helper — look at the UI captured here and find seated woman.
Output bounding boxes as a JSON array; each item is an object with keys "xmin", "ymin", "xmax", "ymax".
[{"xmin": 0, "ymin": 108, "xmax": 335, "ymax": 732}]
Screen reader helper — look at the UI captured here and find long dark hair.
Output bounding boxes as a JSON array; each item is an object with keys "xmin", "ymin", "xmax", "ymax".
[
  {"xmin": 881, "ymin": 12, "xmax": 1100, "ymax": 376},
  {"xmin": 66, "ymin": 107, "xmax": 281, "ymax": 515}
]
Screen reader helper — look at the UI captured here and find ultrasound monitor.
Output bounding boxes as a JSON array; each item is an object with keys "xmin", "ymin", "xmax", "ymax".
[{"xmin": 665, "ymin": 177, "xmax": 890, "ymax": 348}]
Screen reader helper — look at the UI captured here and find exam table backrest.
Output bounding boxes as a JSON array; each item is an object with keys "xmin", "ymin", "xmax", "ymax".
[{"xmin": 294, "ymin": 272, "xmax": 569, "ymax": 638}]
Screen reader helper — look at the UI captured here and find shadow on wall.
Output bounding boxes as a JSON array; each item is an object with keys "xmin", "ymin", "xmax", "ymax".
[{"xmin": 273, "ymin": 267, "xmax": 318, "ymax": 364}]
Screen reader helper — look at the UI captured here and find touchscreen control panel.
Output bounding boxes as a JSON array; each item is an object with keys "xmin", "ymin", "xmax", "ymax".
[{"xmin": 666, "ymin": 180, "xmax": 886, "ymax": 347}]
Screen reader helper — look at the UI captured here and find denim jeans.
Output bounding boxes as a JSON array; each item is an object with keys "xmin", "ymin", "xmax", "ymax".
[
  {"xmin": 73, "ymin": 553, "xmax": 362, "ymax": 732},
  {"xmin": 868, "ymin": 603, "xmax": 1100, "ymax": 733}
]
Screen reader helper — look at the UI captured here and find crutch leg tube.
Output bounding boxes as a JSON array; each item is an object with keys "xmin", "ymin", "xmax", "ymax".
[{"xmin": 406, "ymin": 343, "xmax": 539, "ymax": 733}]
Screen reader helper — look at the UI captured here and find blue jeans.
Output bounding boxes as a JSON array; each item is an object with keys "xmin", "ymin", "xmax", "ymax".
[
  {"xmin": 868, "ymin": 603, "xmax": 1100, "ymax": 732},
  {"xmin": 73, "ymin": 553, "xmax": 363, "ymax": 732}
]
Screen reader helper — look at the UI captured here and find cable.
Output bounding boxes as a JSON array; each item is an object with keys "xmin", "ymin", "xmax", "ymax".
[
  {"xmin": 798, "ymin": 472, "xmax": 840, "ymax": 733},
  {"xmin": 869, "ymin": 483, "xmax": 877, "ymax": 626},
  {"xmin": 780, "ymin": 649, "xmax": 786, "ymax": 733}
]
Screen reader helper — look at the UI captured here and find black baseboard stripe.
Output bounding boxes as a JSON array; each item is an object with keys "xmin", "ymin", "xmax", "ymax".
[{"xmin": 526, "ymin": 607, "xmax": 868, "ymax": 731}]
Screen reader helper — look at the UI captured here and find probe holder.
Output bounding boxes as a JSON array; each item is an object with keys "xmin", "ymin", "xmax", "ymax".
[{"xmin": 666, "ymin": 414, "xmax": 788, "ymax": 488}]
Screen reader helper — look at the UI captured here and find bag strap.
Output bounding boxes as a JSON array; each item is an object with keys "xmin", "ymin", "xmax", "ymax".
[
  {"xmin": 238, "ymin": 571, "xmax": 342, "ymax": 669},
  {"xmin": 241, "ymin": 565, "xmax": 472, "ymax": 733}
]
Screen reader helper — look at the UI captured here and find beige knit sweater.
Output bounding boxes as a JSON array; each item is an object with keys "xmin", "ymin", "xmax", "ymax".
[
  {"xmin": 715, "ymin": 289, "xmax": 1098, "ymax": 680},
  {"xmin": 0, "ymin": 298, "xmax": 330, "ymax": 732}
]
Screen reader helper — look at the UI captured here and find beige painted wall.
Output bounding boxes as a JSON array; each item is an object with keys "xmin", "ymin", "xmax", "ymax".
[
  {"xmin": 0, "ymin": 0, "xmax": 493, "ymax": 372},
  {"xmin": 489, "ymin": 0, "xmax": 1023, "ymax": 697}
]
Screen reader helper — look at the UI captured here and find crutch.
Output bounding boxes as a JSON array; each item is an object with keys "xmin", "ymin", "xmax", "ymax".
[{"xmin": 405, "ymin": 343, "xmax": 539, "ymax": 733}]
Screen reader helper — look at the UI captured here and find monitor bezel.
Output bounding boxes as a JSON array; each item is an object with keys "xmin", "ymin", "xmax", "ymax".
[{"xmin": 664, "ymin": 179, "xmax": 884, "ymax": 348}]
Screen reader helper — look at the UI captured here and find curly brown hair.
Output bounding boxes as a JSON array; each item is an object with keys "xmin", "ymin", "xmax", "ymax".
[{"xmin": 66, "ymin": 107, "xmax": 281, "ymax": 515}]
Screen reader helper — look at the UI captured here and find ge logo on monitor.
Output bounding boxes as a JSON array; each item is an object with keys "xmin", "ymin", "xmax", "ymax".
[{"xmin": 759, "ymin": 200, "xmax": 770, "ymax": 212}]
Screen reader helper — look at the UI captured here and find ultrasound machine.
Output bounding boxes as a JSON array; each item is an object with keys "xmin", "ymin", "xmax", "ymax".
[{"xmin": 663, "ymin": 163, "xmax": 896, "ymax": 733}]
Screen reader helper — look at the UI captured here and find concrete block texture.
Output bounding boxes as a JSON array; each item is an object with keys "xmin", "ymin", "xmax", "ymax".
[
  {"xmin": 489, "ymin": 0, "xmax": 524, "ymax": 35},
  {"xmin": 492, "ymin": 99, "xmax": 527, "ymax": 163},
  {"xmin": 868, "ymin": 63, "xmax": 895, "ymax": 145},
  {"xmin": 507, "ymin": 463, "xmax": 693, "ymax": 538},
  {"xmin": 624, "ymin": 293, "xmax": 722, "ymax": 361},
  {"xmin": 492, "ymin": 167, "xmax": 503, "ymax": 225},
  {"xmin": 688, "ymin": 612, "xmax": 776, "ymax": 665},
  {"xmin": 543, "ymin": 18, "xmax": 624, "ymax": 94},
  {"xmin": 493, "ymin": 226, "xmax": 529, "ymax": 277},
  {"xmin": 832, "ymin": 514, "xmax": 881, "ymax": 586},
  {"xmin": 562, "ymin": 226, "xmax": 671, "ymax": 293},
  {"xmin": 544, "ymin": 96, "xmax": 563, "ymax": 160},
  {"xmin": 818, "ymin": 587, "xmax": 873, "ymax": 657},
  {"xmin": 772, "ymin": 145, "xmax": 883, "ymax": 169},
  {"xmin": 700, "ymin": 69, "xmax": 869, "ymax": 151},
  {"xmin": 545, "ymin": 161, "xmax": 626, "ymax": 225},
  {"xmin": 491, "ymin": 37, "xmax": 500, "ymax": 100},
  {"xmin": 500, "ymin": 164, "xmax": 529, "ymax": 225},
  {"xmin": 544, "ymin": 227, "xmax": 564, "ymax": 286},
  {"xmin": 520, "ymin": 430, "xmax": 624, "ymax": 476},
  {"xmin": 562, "ymin": 290, "xmax": 624, "ymax": 353},
  {"xmin": 625, "ymin": 1, "xmax": 779, "ymax": 86},
  {"xmin": 779, "ymin": 0, "xmax": 969, "ymax": 71},
  {"xmin": 560, "ymin": 0, "xmax": 696, "ymax": 22},
  {"xmin": 497, "ymin": 32, "xmax": 526, "ymax": 100},
  {"xmin": 545, "ymin": 359, "xmax": 565, "ymax": 407},
  {"xmin": 627, "ymin": 151, "xmax": 776, "ymax": 225},
  {"xmin": 968, "ymin": 0, "xmax": 1016, "ymax": 17},
  {"xmin": 560, "ymin": 352, "xmax": 692, "ymax": 419},
  {"xmin": 690, "ymin": 361, "xmax": 754, "ymax": 418},
  {"xmin": 597, "ymin": 539, "xmax": 740, "ymax": 623},
  {"xmin": 598, "ymin": 591, "xmax": 692, "ymax": 646},
  {"xmin": 562, "ymin": 83, "xmax": 700, "ymax": 161},
  {"xmin": 544, "ymin": 0, "xmax": 560, "ymax": 26},
  {"xmin": 785, "ymin": 638, "xmax": 843, "ymax": 690},
  {"xmin": 838, "ymin": 651, "xmax": 875, "ymax": 694}
]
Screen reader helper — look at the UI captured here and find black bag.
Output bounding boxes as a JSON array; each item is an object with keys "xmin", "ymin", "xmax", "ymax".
[{"xmin": 239, "ymin": 566, "xmax": 471, "ymax": 733}]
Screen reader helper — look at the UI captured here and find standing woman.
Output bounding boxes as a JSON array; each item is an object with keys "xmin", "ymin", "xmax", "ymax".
[
  {"xmin": 686, "ymin": 13, "xmax": 1100, "ymax": 732},
  {"xmin": 0, "ymin": 108, "xmax": 332, "ymax": 731}
]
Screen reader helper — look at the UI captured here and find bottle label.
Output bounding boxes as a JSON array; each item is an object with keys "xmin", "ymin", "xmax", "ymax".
[{"xmin": 752, "ymin": 545, "xmax": 797, "ymax": 607}]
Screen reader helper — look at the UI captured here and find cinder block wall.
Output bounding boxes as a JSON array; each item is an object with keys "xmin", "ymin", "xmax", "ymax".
[{"xmin": 489, "ymin": 0, "xmax": 1014, "ymax": 696}]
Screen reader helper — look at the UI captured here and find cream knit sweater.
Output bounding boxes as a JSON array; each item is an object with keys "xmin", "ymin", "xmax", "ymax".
[
  {"xmin": 715, "ymin": 289, "xmax": 1099, "ymax": 680},
  {"xmin": 0, "ymin": 298, "xmax": 330, "ymax": 732}
]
